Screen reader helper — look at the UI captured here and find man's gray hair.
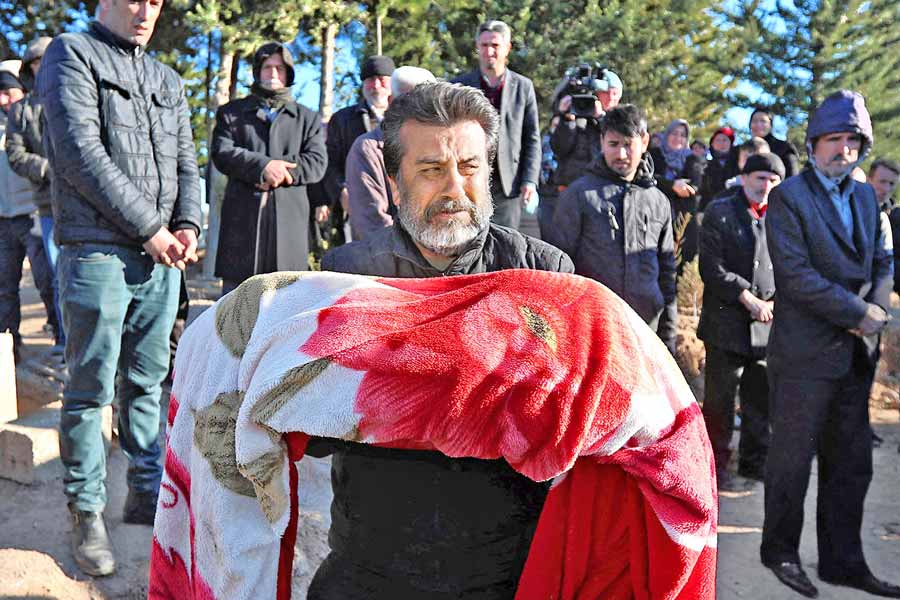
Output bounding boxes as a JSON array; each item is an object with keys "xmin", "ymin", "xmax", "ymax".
[
  {"xmin": 382, "ymin": 81, "xmax": 500, "ymax": 178},
  {"xmin": 476, "ymin": 20, "xmax": 511, "ymax": 45},
  {"xmin": 390, "ymin": 66, "xmax": 436, "ymax": 98}
]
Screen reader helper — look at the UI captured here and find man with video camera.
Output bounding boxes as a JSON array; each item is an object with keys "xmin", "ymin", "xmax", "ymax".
[{"xmin": 540, "ymin": 66, "xmax": 623, "ymax": 237}]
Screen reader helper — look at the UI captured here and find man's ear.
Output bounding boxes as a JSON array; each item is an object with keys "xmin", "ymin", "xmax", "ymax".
[
  {"xmin": 388, "ymin": 175, "xmax": 400, "ymax": 208},
  {"xmin": 640, "ymin": 131, "xmax": 650, "ymax": 154}
]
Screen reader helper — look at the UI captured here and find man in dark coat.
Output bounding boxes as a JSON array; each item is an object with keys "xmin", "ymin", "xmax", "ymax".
[
  {"xmin": 761, "ymin": 90, "xmax": 900, "ymax": 599},
  {"xmin": 547, "ymin": 104, "xmax": 677, "ymax": 354},
  {"xmin": 869, "ymin": 158, "xmax": 900, "ymax": 291},
  {"xmin": 697, "ymin": 152, "xmax": 784, "ymax": 492},
  {"xmin": 452, "ymin": 20, "xmax": 541, "ymax": 231},
  {"xmin": 320, "ymin": 55, "xmax": 394, "ymax": 243},
  {"xmin": 212, "ymin": 42, "xmax": 327, "ymax": 294},
  {"xmin": 38, "ymin": 0, "xmax": 202, "ymax": 575},
  {"xmin": 748, "ymin": 107, "xmax": 801, "ymax": 178},
  {"xmin": 307, "ymin": 81, "xmax": 573, "ymax": 599}
]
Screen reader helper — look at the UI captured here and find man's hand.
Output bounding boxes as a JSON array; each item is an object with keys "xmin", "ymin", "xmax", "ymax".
[
  {"xmin": 851, "ymin": 303, "xmax": 890, "ymax": 337},
  {"xmin": 261, "ymin": 159, "xmax": 298, "ymax": 189},
  {"xmin": 520, "ymin": 183, "xmax": 537, "ymax": 206},
  {"xmin": 673, "ymin": 179, "xmax": 696, "ymax": 198},
  {"xmin": 174, "ymin": 228, "xmax": 199, "ymax": 265},
  {"xmin": 143, "ymin": 227, "xmax": 186, "ymax": 270},
  {"xmin": 315, "ymin": 205, "xmax": 330, "ymax": 224},
  {"xmin": 558, "ymin": 95, "xmax": 572, "ymax": 114},
  {"xmin": 739, "ymin": 289, "xmax": 774, "ymax": 322}
]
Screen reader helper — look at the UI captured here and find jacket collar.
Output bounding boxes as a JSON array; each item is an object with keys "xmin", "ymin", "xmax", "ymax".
[
  {"xmin": 589, "ymin": 153, "xmax": 656, "ymax": 189},
  {"xmin": 90, "ymin": 21, "xmax": 144, "ymax": 57},
  {"xmin": 242, "ymin": 96, "xmax": 298, "ymax": 118},
  {"xmin": 389, "ymin": 222, "xmax": 490, "ymax": 275}
]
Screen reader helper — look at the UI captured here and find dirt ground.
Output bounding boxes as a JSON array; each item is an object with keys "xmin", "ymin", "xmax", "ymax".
[{"xmin": 2, "ymin": 259, "xmax": 898, "ymax": 599}]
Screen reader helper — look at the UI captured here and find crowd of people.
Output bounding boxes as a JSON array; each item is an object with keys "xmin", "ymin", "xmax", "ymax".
[{"xmin": 2, "ymin": 0, "xmax": 900, "ymax": 597}]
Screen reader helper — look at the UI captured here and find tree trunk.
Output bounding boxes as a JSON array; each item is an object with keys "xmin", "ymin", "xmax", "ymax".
[
  {"xmin": 376, "ymin": 15, "xmax": 383, "ymax": 55},
  {"xmin": 319, "ymin": 22, "xmax": 338, "ymax": 120},
  {"xmin": 203, "ymin": 48, "xmax": 236, "ymax": 279},
  {"xmin": 228, "ymin": 54, "xmax": 240, "ymax": 102}
]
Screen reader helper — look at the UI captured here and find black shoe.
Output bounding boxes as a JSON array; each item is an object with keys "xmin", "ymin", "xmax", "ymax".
[
  {"xmin": 766, "ymin": 562, "xmax": 819, "ymax": 598},
  {"xmin": 820, "ymin": 572, "xmax": 900, "ymax": 598},
  {"xmin": 718, "ymin": 471, "xmax": 757, "ymax": 493},
  {"xmin": 69, "ymin": 508, "xmax": 115, "ymax": 576},
  {"xmin": 123, "ymin": 488, "xmax": 158, "ymax": 525}
]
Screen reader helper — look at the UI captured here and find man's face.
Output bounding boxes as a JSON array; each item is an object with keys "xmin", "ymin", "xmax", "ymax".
[
  {"xmin": 711, "ymin": 133, "xmax": 731, "ymax": 154},
  {"xmin": 870, "ymin": 165, "xmax": 900, "ymax": 204},
  {"xmin": 476, "ymin": 31, "xmax": 511, "ymax": 74},
  {"xmin": 813, "ymin": 132, "xmax": 862, "ymax": 178},
  {"xmin": 0, "ymin": 87, "xmax": 24, "ymax": 113},
  {"xmin": 743, "ymin": 170, "xmax": 781, "ymax": 204},
  {"xmin": 99, "ymin": 0, "xmax": 163, "ymax": 46},
  {"xmin": 362, "ymin": 75, "xmax": 391, "ymax": 109},
  {"xmin": 596, "ymin": 86, "xmax": 622, "ymax": 112},
  {"xmin": 750, "ymin": 112, "xmax": 772, "ymax": 138},
  {"xmin": 601, "ymin": 129, "xmax": 649, "ymax": 181},
  {"xmin": 259, "ymin": 53, "xmax": 287, "ymax": 90},
  {"xmin": 391, "ymin": 119, "xmax": 493, "ymax": 257}
]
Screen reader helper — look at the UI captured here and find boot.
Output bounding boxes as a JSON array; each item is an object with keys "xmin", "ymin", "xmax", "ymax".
[
  {"xmin": 69, "ymin": 508, "xmax": 115, "ymax": 576},
  {"xmin": 123, "ymin": 488, "xmax": 158, "ymax": 526}
]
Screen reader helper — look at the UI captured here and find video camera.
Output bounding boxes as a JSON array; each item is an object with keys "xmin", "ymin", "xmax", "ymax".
[{"xmin": 561, "ymin": 63, "xmax": 612, "ymax": 118}]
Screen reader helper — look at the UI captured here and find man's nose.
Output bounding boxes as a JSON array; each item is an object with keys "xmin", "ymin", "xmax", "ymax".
[{"xmin": 442, "ymin": 167, "xmax": 467, "ymax": 197}]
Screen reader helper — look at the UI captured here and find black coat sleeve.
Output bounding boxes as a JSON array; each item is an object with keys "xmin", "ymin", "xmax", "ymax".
[
  {"xmin": 699, "ymin": 201, "xmax": 752, "ymax": 302},
  {"xmin": 6, "ymin": 100, "xmax": 48, "ymax": 186},
  {"xmin": 211, "ymin": 105, "xmax": 271, "ymax": 185},
  {"xmin": 169, "ymin": 83, "xmax": 202, "ymax": 235},
  {"xmin": 284, "ymin": 112, "xmax": 327, "ymax": 186}
]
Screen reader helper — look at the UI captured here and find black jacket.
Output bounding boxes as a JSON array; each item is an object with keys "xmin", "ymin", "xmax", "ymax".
[
  {"xmin": 889, "ymin": 205, "xmax": 900, "ymax": 293},
  {"xmin": 6, "ymin": 93, "xmax": 50, "ymax": 214},
  {"xmin": 308, "ymin": 223, "xmax": 573, "ymax": 599},
  {"xmin": 697, "ymin": 188, "xmax": 774, "ymax": 357},
  {"xmin": 546, "ymin": 155, "xmax": 678, "ymax": 352},
  {"xmin": 321, "ymin": 100, "xmax": 376, "ymax": 202},
  {"xmin": 548, "ymin": 116, "xmax": 600, "ymax": 187},
  {"xmin": 766, "ymin": 169, "xmax": 892, "ymax": 376},
  {"xmin": 764, "ymin": 134, "xmax": 800, "ymax": 179},
  {"xmin": 699, "ymin": 155, "xmax": 730, "ymax": 212},
  {"xmin": 211, "ymin": 94, "xmax": 327, "ymax": 282},
  {"xmin": 38, "ymin": 22, "xmax": 202, "ymax": 246}
]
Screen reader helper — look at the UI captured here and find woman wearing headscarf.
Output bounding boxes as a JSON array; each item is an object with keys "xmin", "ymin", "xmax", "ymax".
[{"xmin": 650, "ymin": 119, "xmax": 703, "ymax": 266}]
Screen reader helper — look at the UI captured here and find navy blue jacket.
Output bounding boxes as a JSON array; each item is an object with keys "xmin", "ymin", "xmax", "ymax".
[{"xmin": 765, "ymin": 169, "xmax": 892, "ymax": 376}]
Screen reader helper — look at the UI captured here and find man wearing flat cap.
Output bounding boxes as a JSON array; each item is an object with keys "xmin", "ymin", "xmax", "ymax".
[
  {"xmin": 762, "ymin": 90, "xmax": 900, "ymax": 599},
  {"xmin": 321, "ymin": 55, "xmax": 395, "ymax": 242},
  {"xmin": 212, "ymin": 41, "xmax": 327, "ymax": 295},
  {"xmin": 697, "ymin": 152, "xmax": 784, "ymax": 494}
]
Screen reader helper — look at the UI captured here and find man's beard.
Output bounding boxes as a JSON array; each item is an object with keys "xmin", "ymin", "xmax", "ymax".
[{"xmin": 396, "ymin": 178, "xmax": 493, "ymax": 257}]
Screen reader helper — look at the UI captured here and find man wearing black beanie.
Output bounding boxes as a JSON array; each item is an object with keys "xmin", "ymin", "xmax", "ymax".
[
  {"xmin": 321, "ymin": 55, "xmax": 395, "ymax": 243},
  {"xmin": 698, "ymin": 152, "xmax": 784, "ymax": 493}
]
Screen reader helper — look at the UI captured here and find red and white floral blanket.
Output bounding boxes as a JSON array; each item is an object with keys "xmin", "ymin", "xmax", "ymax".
[{"xmin": 149, "ymin": 269, "xmax": 717, "ymax": 600}]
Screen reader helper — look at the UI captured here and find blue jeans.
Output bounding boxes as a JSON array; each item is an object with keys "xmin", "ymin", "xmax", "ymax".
[
  {"xmin": 58, "ymin": 243, "xmax": 179, "ymax": 511},
  {"xmin": 40, "ymin": 215, "xmax": 65, "ymax": 345},
  {"xmin": 0, "ymin": 215, "xmax": 57, "ymax": 345}
]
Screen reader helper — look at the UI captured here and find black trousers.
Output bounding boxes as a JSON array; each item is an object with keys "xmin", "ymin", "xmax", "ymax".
[
  {"xmin": 702, "ymin": 345, "xmax": 770, "ymax": 479},
  {"xmin": 760, "ymin": 358, "xmax": 874, "ymax": 578}
]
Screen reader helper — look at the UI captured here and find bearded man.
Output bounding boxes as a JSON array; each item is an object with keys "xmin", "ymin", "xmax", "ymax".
[{"xmin": 312, "ymin": 81, "xmax": 573, "ymax": 598}]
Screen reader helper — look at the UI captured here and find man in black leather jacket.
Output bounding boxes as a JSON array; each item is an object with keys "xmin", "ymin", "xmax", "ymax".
[
  {"xmin": 38, "ymin": 0, "xmax": 202, "ymax": 577},
  {"xmin": 309, "ymin": 81, "xmax": 573, "ymax": 599}
]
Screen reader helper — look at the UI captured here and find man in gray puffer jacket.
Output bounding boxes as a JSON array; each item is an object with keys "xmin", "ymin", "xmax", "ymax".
[
  {"xmin": 0, "ymin": 65, "xmax": 57, "ymax": 360},
  {"xmin": 38, "ymin": 0, "xmax": 202, "ymax": 577}
]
